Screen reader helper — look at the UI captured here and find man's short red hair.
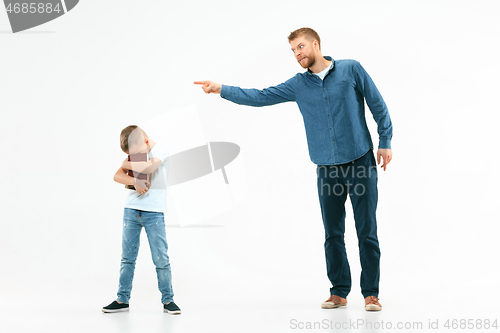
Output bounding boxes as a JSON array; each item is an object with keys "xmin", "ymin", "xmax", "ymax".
[{"xmin": 288, "ymin": 27, "xmax": 321, "ymax": 49}]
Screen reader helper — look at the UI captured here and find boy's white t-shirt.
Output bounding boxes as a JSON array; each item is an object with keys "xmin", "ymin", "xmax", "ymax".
[{"xmin": 124, "ymin": 143, "xmax": 169, "ymax": 213}]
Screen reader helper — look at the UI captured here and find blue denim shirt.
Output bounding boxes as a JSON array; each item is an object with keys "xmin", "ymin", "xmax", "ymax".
[{"xmin": 220, "ymin": 56, "xmax": 393, "ymax": 165}]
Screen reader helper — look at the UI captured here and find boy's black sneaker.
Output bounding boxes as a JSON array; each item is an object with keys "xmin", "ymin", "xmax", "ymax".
[
  {"xmin": 102, "ymin": 301, "xmax": 129, "ymax": 313},
  {"xmin": 163, "ymin": 301, "xmax": 181, "ymax": 314}
]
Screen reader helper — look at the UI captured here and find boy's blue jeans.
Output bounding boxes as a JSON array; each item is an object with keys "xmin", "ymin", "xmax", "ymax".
[
  {"xmin": 316, "ymin": 148, "xmax": 380, "ymax": 299},
  {"xmin": 116, "ymin": 208, "xmax": 174, "ymax": 304}
]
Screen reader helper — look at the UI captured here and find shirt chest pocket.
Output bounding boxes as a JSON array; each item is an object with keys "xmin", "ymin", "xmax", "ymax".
[{"xmin": 329, "ymin": 81, "xmax": 351, "ymax": 101}]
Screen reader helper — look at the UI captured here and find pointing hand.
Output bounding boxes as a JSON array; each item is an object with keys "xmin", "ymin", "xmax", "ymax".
[{"xmin": 194, "ymin": 80, "xmax": 222, "ymax": 94}]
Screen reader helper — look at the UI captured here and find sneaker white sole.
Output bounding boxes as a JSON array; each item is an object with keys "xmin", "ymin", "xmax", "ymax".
[
  {"xmin": 102, "ymin": 308, "xmax": 129, "ymax": 313},
  {"xmin": 321, "ymin": 302, "xmax": 347, "ymax": 309},
  {"xmin": 163, "ymin": 309, "xmax": 181, "ymax": 315},
  {"xmin": 365, "ymin": 304, "xmax": 382, "ymax": 311}
]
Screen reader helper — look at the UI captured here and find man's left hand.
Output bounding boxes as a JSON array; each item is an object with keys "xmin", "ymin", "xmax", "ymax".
[{"xmin": 377, "ymin": 149, "xmax": 392, "ymax": 171}]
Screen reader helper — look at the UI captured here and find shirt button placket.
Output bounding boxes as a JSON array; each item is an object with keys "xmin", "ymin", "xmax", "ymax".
[{"xmin": 324, "ymin": 84, "xmax": 335, "ymax": 145}]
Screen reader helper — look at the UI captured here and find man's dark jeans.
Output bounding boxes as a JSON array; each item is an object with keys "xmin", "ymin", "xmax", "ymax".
[{"xmin": 316, "ymin": 148, "xmax": 380, "ymax": 299}]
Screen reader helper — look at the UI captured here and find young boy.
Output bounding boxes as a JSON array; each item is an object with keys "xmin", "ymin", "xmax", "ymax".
[{"xmin": 102, "ymin": 125, "xmax": 181, "ymax": 314}]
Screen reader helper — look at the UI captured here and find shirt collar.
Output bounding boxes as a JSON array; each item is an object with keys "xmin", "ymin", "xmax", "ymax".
[{"xmin": 306, "ymin": 56, "xmax": 335, "ymax": 76}]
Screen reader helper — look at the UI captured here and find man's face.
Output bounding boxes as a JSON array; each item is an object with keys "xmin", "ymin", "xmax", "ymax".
[{"xmin": 290, "ymin": 36, "xmax": 317, "ymax": 69}]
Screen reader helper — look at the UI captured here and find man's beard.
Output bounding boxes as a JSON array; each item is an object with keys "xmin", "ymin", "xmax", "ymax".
[{"xmin": 299, "ymin": 55, "xmax": 316, "ymax": 69}]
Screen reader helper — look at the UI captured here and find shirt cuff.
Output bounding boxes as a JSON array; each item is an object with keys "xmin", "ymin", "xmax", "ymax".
[
  {"xmin": 378, "ymin": 137, "xmax": 392, "ymax": 149},
  {"xmin": 220, "ymin": 85, "xmax": 230, "ymax": 99}
]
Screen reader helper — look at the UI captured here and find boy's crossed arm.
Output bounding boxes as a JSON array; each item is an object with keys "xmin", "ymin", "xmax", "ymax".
[
  {"xmin": 113, "ymin": 166, "xmax": 150, "ymax": 194},
  {"xmin": 114, "ymin": 157, "xmax": 163, "ymax": 194},
  {"xmin": 121, "ymin": 157, "xmax": 163, "ymax": 174}
]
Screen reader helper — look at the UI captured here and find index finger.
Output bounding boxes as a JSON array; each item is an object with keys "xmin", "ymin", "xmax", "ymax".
[{"xmin": 193, "ymin": 81, "xmax": 207, "ymax": 85}]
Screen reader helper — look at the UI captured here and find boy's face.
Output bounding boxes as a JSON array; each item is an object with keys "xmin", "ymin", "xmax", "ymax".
[{"xmin": 127, "ymin": 134, "xmax": 150, "ymax": 155}]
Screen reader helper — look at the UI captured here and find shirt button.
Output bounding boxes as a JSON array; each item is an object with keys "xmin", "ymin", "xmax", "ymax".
[
  {"xmin": 330, "ymin": 127, "xmax": 332, "ymax": 129},
  {"xmin": 328, "ymin": 113, "xmax": 330, "ymax": 116},
  {"xmin": 325, "ymin": 100, "xmax": 328, "ymax": 102},
  {"xmin": 332, "ymin": 140, "xmax": 334, "ymax": 143}
]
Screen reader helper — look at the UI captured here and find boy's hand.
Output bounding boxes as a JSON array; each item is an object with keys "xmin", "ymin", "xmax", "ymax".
[
  {"xmin": 194, "ymin": 81, "xmax": 222, "ymax": 94},
  {"xmin": 134, "ymin": 179, "xmax": 150, "ymax": 195},
  {"xmin": 122, "ymin": 158, "xmax": 131, "ymax": 170}
]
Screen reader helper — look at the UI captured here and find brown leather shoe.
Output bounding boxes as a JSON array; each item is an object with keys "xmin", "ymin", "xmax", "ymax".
[
  {"xmin": 321, "ymin": 295, "xmax": 347, "ymax": 309},
  {"xmin": 364, "ymin": 296, "xmax": 382, "ymax": 311}
]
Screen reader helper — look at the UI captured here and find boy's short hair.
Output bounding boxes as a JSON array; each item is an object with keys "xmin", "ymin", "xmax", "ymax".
[
  {"xmin": 120, "ymin": 125, "xmax": 147, "ymax": 153},
  {"xmin": 288, "ymin": 27, "xmax": 321, "ymax": 49}
]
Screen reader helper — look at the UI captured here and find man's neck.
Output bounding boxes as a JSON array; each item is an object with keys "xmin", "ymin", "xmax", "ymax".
[{"xmin": 310, "ymin": 55, "xmax": 331, "ymax": 74}]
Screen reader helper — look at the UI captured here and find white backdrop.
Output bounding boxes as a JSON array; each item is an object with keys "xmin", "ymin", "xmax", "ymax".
[{"xmin": 1, "ymin": 1, "xmax": 499, "ymax": 332}]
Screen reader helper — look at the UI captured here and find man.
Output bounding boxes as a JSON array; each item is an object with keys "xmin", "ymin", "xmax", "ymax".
[{"xmin": 194, "ymin": 27, "xmax": 392, "ymax": 311}]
